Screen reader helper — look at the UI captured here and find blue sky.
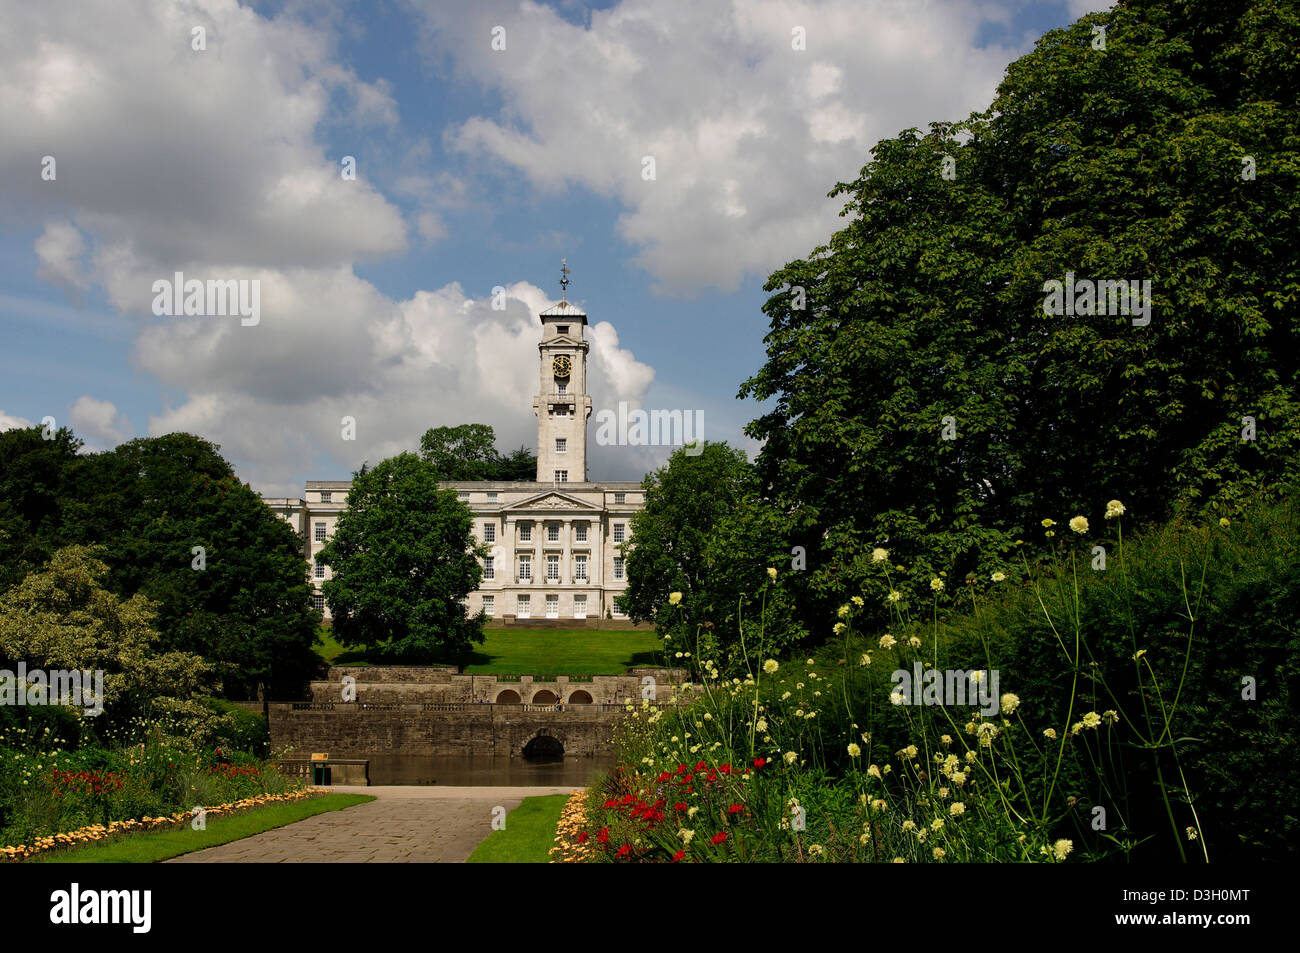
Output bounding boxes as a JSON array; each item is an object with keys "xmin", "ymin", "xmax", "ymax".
[{"xmin": 0, "ymin": 0, "xmax": 1102, "ymax": 495}]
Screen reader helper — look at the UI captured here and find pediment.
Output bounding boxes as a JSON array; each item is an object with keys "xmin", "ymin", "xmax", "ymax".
[{"xmin": 503, "ymin": 490, "xmax": 592, "ymax": 512}]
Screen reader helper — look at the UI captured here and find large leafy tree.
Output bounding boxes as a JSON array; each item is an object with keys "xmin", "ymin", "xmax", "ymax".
[
  {"xmin": 0, "ymin": 426, "xmax": 82, "ymax": 594},
  {"xmin": 318, "ymin": 452, "xmax": 487, "ymax": 661},
  {"xmin": 622, "ymin": 442, "xmax": 805, "ymax": 664},
  {"xmin": 739, "ymin": 0, "xmax": 1300, "ymax": 628},
  {"xmin": 60, "ymin": 434, "xmax": 321, "ymax": 698},
  {"xmin": 418, "ymin": 424, "xmax": 538, "ymax": 481}
]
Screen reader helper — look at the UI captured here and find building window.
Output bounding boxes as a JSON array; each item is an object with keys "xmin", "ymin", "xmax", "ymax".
[
  {"xmin": 518, "ymin": 555, "xmax": 532, "ymax": 581},
  {"xmin": 487, "ymin": 491, "xmax": 498, "ymax": 502},
  {"xmin": 558, "ymin": 381, "xmax": 567, "ymax": 395},
  {"xmin": 613, "ymin": 522, "xmax": 626, "ymax": 543},
  {"xmin": 546, "ymin": 594, "xmax": 559, "ymax": 618},
  {"xmin": 482, "ymin": 595, "xmax": 494, "ymax": 617},
  {"xmin": 321, "ymin": 491, "xmax": 332, "ymax": 503},
  {"xmin": 483, "ymin": 556, "xmax": 495, "ymax": 580},
  {"xmin": 314, "ymin": 563, "xmax": 325, "ymax": 580},
  {"xmin": 312, "ymin": 594, "xmax": 325, "ymax": 611},
  {"xmin": 546, "ymin": 554, "xmax": 560, "ymax": 581},
  {"xmin": 574, "ymin": 594, "xmax": 587, "ymax": 618},
  {"xmin": 557, "ymin": 326, "xmax": 568, "ymax": 335},
  {"xmin": 555, "ymin": 405, "xmax": 568, "ymax": 417},
  {"xmin": 614, "ymin": 557, "xmax": 625, "ymax": 580},
  {"xmin": 614, "ymin": 492, "xmax": 625, "ymax": 504},
  {"xmin": 574, "ymin": 554, "xmax": 588, "ymax": 581},
  {"xmin": 575, "ymin": 522, "xmax": 588, "ymax": 543},
  {"xmin": 483, "ymin": 523, "xmax": 496, "ymax": 543},
  {"xmin": 516, "ymin": 595, "xmax": 530, "ymax": 618},
  {"xmin": 554, "ymin": 470, "xmax": 568, "ymax": 482},
  {"xmin": 314, "ymin": 522, "xmax": 327, "ymax": 542},
  {"xmin": 556, "ymin": 438, "xmax": 567, "ymax": 453},
  {"xmin": 547, "ymin": 522, "xmax": 560, "ymax": 542},
  {"xmin": 520, "ymin": 522, "xmax": 532, "ymax": 542}
]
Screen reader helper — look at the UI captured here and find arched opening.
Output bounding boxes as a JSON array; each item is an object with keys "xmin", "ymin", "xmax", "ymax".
[
  {"xmin": 532, "ymin": 689, "xmax": 559, "ymax": 704},
  {"xmin": 495, "ymin": 689, "xmax": 521, "ymax": 704},
  {"xmin": 567, "ymin": 690, "xmax": 593, "ymax": 704},
  {"xmin": 523, "ymin": 734, "xmax": 565, "ymax": 761}
]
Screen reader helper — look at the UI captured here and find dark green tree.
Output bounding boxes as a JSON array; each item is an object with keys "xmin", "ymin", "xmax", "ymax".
[
  {"xmin": 739, "ymin": 0, "xmax": 1300, "ymax": 630},
  {"xmin": 0, "ymin": 425, "xmax": 81, "ymax": 594},
  {"xmin": 318, "ymin": 452, "xmax": 486, "ymax": 661}
]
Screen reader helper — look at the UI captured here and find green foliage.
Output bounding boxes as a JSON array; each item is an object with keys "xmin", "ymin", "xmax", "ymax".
[
  {"xmin": 418, "ymin": 423, "xmax": 537, "ymax": 481},
  {"xmin": 622, "ymin": 442, "xmax": 806, "ymax": 666},
  {"xmin": 203, "ymin": 699, "xmax": 270, "ymax": 759},
  {"xmin": 0, "ymin": 426, "xmax": 82, "ymax": 594},
  {"xmin": 318, "ymin": 452, "xmax": 487, "ymax": 661},
  {"xmin": 739, "ymin": 0, "xmax": 1300, "ymax": 635}
]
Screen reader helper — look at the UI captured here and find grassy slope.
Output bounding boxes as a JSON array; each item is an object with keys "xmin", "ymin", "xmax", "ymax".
[
  {"xmin": 35, "ymin": 794, "xmax": 375, "ymax": 863},
  {"xmin": 318, "ymin": 626, "xmax": 662, "ymax": 674},
  {"xmin": 467, "ymin": 794, "xmax": 570, "ymax": 863}
]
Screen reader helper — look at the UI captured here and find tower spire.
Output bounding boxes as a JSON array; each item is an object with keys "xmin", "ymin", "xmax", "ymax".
[{"xmin": 559, "ymin": 258, "xmax": 570, "ymax": 302}]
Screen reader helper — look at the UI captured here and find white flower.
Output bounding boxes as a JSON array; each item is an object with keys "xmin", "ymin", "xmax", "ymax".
[
  {"xmin": 1069, "ymin": 515, "xmax": 1089, "ymax": 534},
  {"xmin": 847, "ymin": 743, "xmax": 861, "ymax": 757},
  {"xmin": 991, "ymin": 571, "xmax": 1006, "ymax": 583},
  {"xmin": 930, "ymin": 578, "xmax": 944, "ymax": 593},
  {"xmin": 871, "ymin": 547, "xmax": 889, "ymax": 563},
  {"xmin": 763, "ymin": 659, "xmax": 779, "ymax": 674},
  {"xmin": 1000, "ymin": 693, "xmax": 1020, "ymax": 715},
  {"xmin": 668, "ymin": 591, "xmax": 682, "ymax": 605},
  {"xmin": 879, "ymin": 634, "xmax": 897, "ymax": 649},
  {"xmin": 1105, "ymin": 500, "xmax": 1125, "ymax": 519}
]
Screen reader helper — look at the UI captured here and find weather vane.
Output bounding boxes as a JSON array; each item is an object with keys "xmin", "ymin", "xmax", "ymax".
[{"xmin": 560, "ymin": 258, "xmax": 571, "ymax": 301}]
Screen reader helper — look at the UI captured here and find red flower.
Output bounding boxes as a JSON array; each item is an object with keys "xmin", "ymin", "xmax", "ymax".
[
  {"xmin": 620, "ymin": 793, "xmax": 636, "ymax": 805},
  {"xmin": 753, "ymin": 757, "xmax": 767, "ymax": 769},
  {"xmin": 616, "ymin": 845, "xmax": 632, "ymax": 858},
  {"xmin": 706, "ymin": 772, "xmax": 717, "ymax": 782},
  {"xmin": 603, "ymin": 798, "xmax": 618, "ymax": 808},
  {"xmin": 727, "ymin": 803, "xmax": 744, "ymax": 814},
  {"xmin": 720, "ymin": 763, "xmax": 732, "ymax": 775},
  {"xmin": 577, "ymin": 832, "xmax": 589, "ymax": 844},
  {"xmin": 711, "ymin": 832, "xmax": 728, "ymax": 845},
  {"xmin": 672, "ymin": 850, "xmax": 686, "ymax": 862},
  {"xmin": 695, "ymin": 761, "xmax": 707, "ymax": 771},
  {"xmin": 597, "ymin": 827, "xmax": 610, "ymax": 844},
  {"xmin": 675, "ymin": 802, "xmax": 689, "ymax": 813},
  {"xmin": 657, "ymin": 771, "xmax": 672, "ymax": 782},
  {"xmin": 676, "ymin": 764, "xmax": 688, "ymax": 774}
]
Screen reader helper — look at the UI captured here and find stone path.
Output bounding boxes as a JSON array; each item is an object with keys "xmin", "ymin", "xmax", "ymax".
[{"xmin": 166, "ymin": 785, "xmax": 577, "ymax": 863}]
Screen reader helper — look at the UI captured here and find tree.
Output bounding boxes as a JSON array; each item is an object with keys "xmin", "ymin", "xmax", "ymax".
[
  {"xmin": 318, "ymin": 452, "xmax": 487, "ymax": 661},
  {"xmin": 622, "ymin": 442, "xmax": 805, "ymax": 664},
  {"xmin": 739, "ymin": 0, "xmax": 1300, "ymax": 631},
  {"xmin": 0, "ymin": 426, "xmax": 81, "ymax": 594},
  {"xmin": 60, "ymin": 434, "xmax": 321, "ymax": 698},
  {"xmin": 418, "ymin": 424, "xmax": 538, "ymax": 481}
]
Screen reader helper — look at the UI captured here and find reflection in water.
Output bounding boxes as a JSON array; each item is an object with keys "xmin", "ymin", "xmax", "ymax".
[{"xmin": 361, "ymin": 753, "xmax": 616, "ymax": 786}]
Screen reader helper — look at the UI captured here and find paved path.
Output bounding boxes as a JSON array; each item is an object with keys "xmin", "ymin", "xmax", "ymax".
[{"xmin": 167, "ymin": 785, "xmax": 576, "ymax": 863}]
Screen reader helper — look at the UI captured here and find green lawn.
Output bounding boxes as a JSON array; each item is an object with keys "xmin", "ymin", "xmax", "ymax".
[
  {"xmin": 35, "ymin": 794, "xmax": 375, "ymax": 863},
  {"xmin": 316, "ymin": 626, "xmax": 662, "ymax": 674},
  {"xmin": 467, "ymin": 794, "xmax": 570, "ymax": 863}
]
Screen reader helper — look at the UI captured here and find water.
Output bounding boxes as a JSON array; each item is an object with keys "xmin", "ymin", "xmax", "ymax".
[{"xmin": 359, "ymin": 753, "xmax": 616, "ymax": 786}]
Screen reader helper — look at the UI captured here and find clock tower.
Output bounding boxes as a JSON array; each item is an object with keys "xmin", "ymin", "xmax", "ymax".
[{"xmin": 533, "ymin": 259, "xmax": 592, "ymax": 483}]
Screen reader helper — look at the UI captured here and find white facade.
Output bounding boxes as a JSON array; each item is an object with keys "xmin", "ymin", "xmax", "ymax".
[{"xmin": 267, "ymin": 285, "xmax": 643, "ymax": 621}]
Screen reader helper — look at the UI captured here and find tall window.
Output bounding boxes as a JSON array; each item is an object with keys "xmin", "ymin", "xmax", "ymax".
[
  {"xmin": 575, "ymin": 522, "xmax": 588, "ymax": 543},
  {"xmin": 574, "ymin": 554, "xmax": 588, "ymax": 581},
  {"xmin": 314, "ymin": 522, "xmax": 326, "ymax": 542},
  {"xmin": 482, "ymin": 595, "xmax": 495, "ymax": 618},
  {"xmin": 483, "ymin": 556, "xmax": 495, "ymax": 580},
  {"xmin": 614, "ymin": 492, "xmax": 625, "ymax": 504},
  {"xmin": 547, "ymin": 522, "xmax": 560, "ymax": 542},
  {"xmin": 557, "ymin": 326, "xmax": 568, "ymax": 335},
  {"xmin": 545, "ymin": 594, "xmax": 559, "ymax": 618},
  {"xmin": 558, "ymin": 381, "xmax": 567, "ymax": 395},
  {"xmin": 518, "ymin": 554, "xmax": 532, "ymax": 581},
  {"xmin": 516, "ymin": 595, "xmax": 530, "ymax": 618},
  {"xmin": 555, "ymin": 470, "xmax": 568, "ymax": 482},
  {"xmin": 556, "ymin": 438, "xmax": 567, "ymax": 453},
  {"xmin": 483, "ymin": 523, "xmax": 496, "ymax": 543},
  {"xmin": 314, "ymin": 563, "xmax": 325, "ymax": 580},
  {"xmin": 613, "ymin": 522, "xmax": 626, "ymax": 543},
  {"xmin": 546, "ymin": 554, "xmax": 560, "ymax": 581},
  {"xmin": 614, "ymin": 557, "xmax": 625, "ymax": 580},
  {"xmin": 573, "ymin": 594, "xmax": 587, "ymax": 618},
  {"xmin": 487, "ymin": 491, "xmax": 498, "ymax": 502},
  {"xmin": 555, "ymin": 405, "xmax": 568, "ymax": 417},
  {"xmin": 321, "ymin": 491, "xmax": 332, "ymax": 503},
  {"xmin": 520, "ymin": 522, "xmax": 532, "ymax": 542},
  {"xmin": 312, "ymin": 594, "xmax": 325, "ymax": 611}
]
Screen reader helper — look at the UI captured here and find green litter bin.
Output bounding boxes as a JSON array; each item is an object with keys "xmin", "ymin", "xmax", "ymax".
[{"xmin": 311, "ymin": 754, "xmax": 329, "ymax": 786}]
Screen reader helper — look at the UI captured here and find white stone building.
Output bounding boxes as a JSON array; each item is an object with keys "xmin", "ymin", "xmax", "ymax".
[{"xmin": 265, "ymin": 274, "xmax": 643, "ymax": 622}]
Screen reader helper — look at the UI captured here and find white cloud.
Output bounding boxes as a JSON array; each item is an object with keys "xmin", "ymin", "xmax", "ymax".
[
  {"xmin": 409, "ymin": 0, "xmax": 1019, "ymax": 293},
  {"xmin": 34, "ymin": 221, "xmax": 90, "ymax": 291},
  {"xmin": 0, "ymin": 411, "xmax": 35, "ymax": 432},
  {"xmin": 68, "ymin": 395, "xmax": 132, "ymax": 449}
]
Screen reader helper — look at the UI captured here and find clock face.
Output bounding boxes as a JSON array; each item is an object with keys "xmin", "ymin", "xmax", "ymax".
[{"xmin": 552, "ymin": 354, "xmax": 572, "ymax": 377}]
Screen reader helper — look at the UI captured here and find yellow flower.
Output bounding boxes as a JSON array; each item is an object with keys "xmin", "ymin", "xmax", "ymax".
[
  {"xmin": 851, "ymin": 595, "xmax": 864, "ymax": 607},
  {"xmin": 784, "ymin": 751, "xmax": 798, "ymax": 765},
  {"xmin": 867, "ymin": 764, "xmax": 881, "ymax": 779},
  {"xmin": 1102, "ymin": 710, "xmax": 1119, "ymax": 725},
  {"xmin": 901, "ymin": 820, "xmax": 916, "ymax": 832},
  {"xmin": 1000, "ymin": 693, "xmax": 1020, "ymax": 715},
  {"xmin": 887, "ymin": 590, "xmax": 902, "ymax": 602},
  {"xmin": 908, "ymin": 636, "xmax": 922, "ymax": 649},
  {"xmin": 871, "ymin": 547, "xmax": 889, "ymax": 562},
  {"xmin": 1105, "ymin": 499, "xmax": 1125, "ymax": 519},
  {"xmin": 1069, "ymin": 515, "xmax": 1089, "ymax": 534},
  {"xmin": 872, "ymin": 798, "xmax": 886, "ymax": 813},
  {"xmin": 991, "ymin": 571, "xmax": 1006, "ymax": 582},
  {"xmin": 930, "ymin": 578, "xmax": 944, "ymax": 593},
  {"xmin": 1043, "ymin": 728, "xmax": 1057, "ymax": 740},
  {"xmin": 931, "ymin": 818, "xmax": 944, "ymax": 831},
  {"xmin": 833, "ymin": 622, "xmax": 847, "ymax": 635},
  {"xmin": 837, "ymin": 604, "xmax": 850, "ymax": 618},
  {"xmin": 1052, "ymin": 838, "xmax": 1073, "ymax": 861},
  {"xmin": 1133, "ymin": 649, "xmax": 1147, "ymax": 662},
  {"xmin": 767, "ymin": 567, "xmax": 778, "ymax": 580},
  {"xmin": 1218, "ymin": 517, "xmax": 1230, "ymax": 528},
  {"xmin": 763, "ymin": 659, "xmax": 779, "ymax": 674},
  {"xmin": 949, "ymin": 802, "xmax": 965, "ymax": 817},
  {"xmin": 879, "ymin": 634, "xmax": 897, "ymax": 650},
  {"xmin": 808, "ymin": 844, "xmax": 824, "ymax": 857},
  {"xmin": 668, "ymin": 592, "xmax": 682, "ymax": 605},
  {"xmin": 1041, "ymin": 518, "xmax": 1056, "ymax": 528},
  {"xmin": 1045, "ymin": 530, "xmax": 1055, "ymax": 538},
  {"xmin": 1186, "ymin": 826, "xmax": 1198, "ymax": 841},
  {"xmin": 847, "ymin": 743, "xmax": 861, "ymax": 758},
  {"xmin": 1082, "ymin": 711, "xmax": 1101, "ymax": 729},
  {"xmin": 859, "ymin": 653, "xmax": 872, "ymax": 666},
  {"xmin": 932, "ymin": 847, "xmax": 946, "ymax": 859}
]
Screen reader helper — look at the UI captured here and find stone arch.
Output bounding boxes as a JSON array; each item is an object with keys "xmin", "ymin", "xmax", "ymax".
[
  {"xmin": 532, "ymin": 689, "xmax": 559, "ymax": 704},
  {"xmin": 567, "ymin": 689, "xmax": 593, "ymax": 704},
  {"xmin": 495, "ymin": 689, "xmax": 521, "ymax": 704},
  {"xmin": 523, "ymin": 731, "xmax": 565, "ymax": 761}
]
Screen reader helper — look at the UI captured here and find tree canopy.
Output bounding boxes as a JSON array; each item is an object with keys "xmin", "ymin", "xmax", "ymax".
[
  {"xmin": 419, "ymin": 423, "xmax": 537, "ymax": 481},
  {"xmin": 318, "ymin": 452, "xmax": 487, "ymax": 661}
]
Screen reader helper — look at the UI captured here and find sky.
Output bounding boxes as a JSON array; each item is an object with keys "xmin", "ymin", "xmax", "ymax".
[{"xmin": 0, "ymin": 0, "xmax": 1105, "ymax": 497}]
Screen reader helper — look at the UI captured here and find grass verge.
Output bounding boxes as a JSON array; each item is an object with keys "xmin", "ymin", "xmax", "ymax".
[
  {"xmin": 467, "ymin": 794, "xmax": 570, "ymax": 863},
  {"xmin": 35, "ymin": 793, "xmax": 375, "ymax": 863}
]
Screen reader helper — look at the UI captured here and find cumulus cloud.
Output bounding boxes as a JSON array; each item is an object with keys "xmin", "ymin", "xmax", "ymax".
[
  {"xmin": 68, "ymin": 395, "xmax": 132, "ymax": 449},
  {"xmin": 34, "ymin": 221, "xmax": 90, "ymax": 292},
  {"xmin": 407, "ymin": 0, "xmax": 1019, "ymax": 293},
  {"xmin": 0, "ymin": 411, "xmax": 36, "ymax": 432}
]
